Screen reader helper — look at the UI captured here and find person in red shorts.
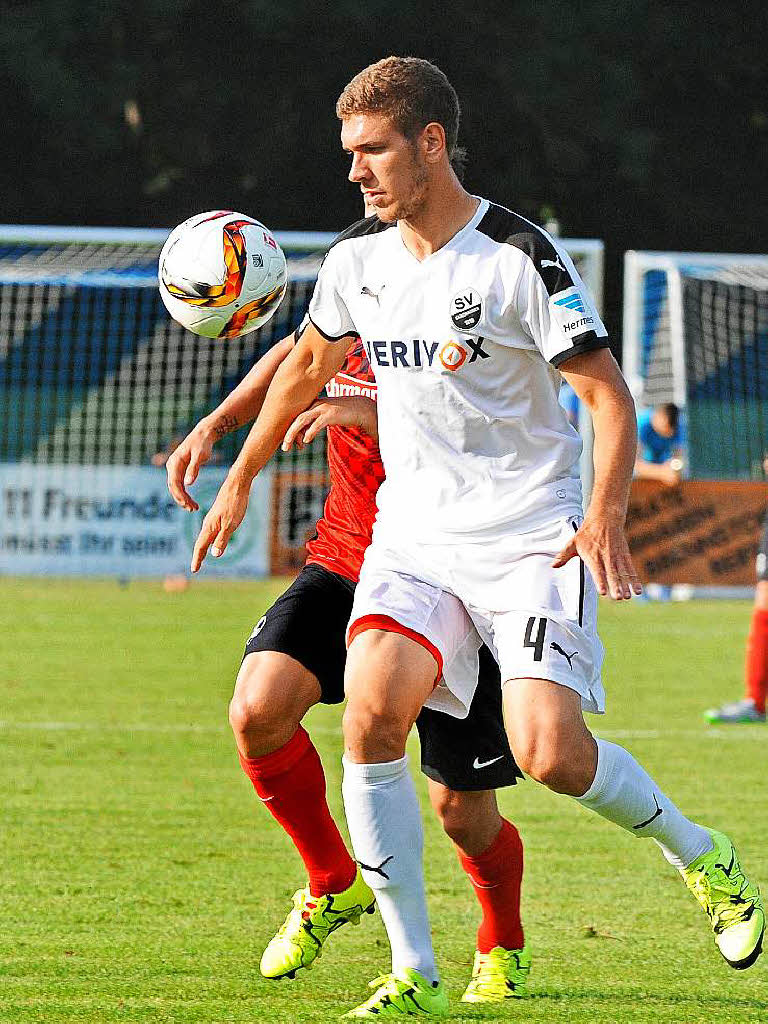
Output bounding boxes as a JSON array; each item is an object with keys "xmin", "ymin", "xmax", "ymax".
[{"xmin": 167, "ymin": 326, "xmax": 530, "ymax": 1003}]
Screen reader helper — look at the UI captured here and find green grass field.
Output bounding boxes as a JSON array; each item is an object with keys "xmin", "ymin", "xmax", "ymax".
[{"xmin": 1, "ymin": 579, "xmax": 767, "ymax": 1023}]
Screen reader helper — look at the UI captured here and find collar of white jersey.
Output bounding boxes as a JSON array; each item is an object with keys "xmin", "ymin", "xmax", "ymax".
[{"xmin": 396, "ymin": 196, "xmax": 489, "ymax": 263}]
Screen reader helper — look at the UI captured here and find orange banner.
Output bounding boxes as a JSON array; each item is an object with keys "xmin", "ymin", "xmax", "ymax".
[
  {"xmin": 626, "ymin": 480, "xmax": 766, "ymax": 586},
  {"xmin": 269, "ymin": 469, "xmax": 329, "ymax": 575}
]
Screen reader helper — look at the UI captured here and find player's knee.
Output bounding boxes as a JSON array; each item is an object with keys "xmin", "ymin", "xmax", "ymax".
[
  {"xmin": 229, "ymin": 656, "xmax": 315, "ymax": 754},
  {"xmin": 228, "ymin": 684, "xmax": 284, "ymax": 747},
  {"xmin": 429, "ymin": 785, "xmax": 502, "ymax": 854},
  {"xmin": 510, "ymin": 726, "xmax": 594, "ymax": 794},
  {"xmin": 431, "ymin": 789, "xmax": 476, "ymax": 846},
  {"xmin": 342, "ymin": 699, "xmax": 410, "ymax": 762}
]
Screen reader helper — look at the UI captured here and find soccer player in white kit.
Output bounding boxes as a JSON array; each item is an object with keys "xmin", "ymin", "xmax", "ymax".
[{"xmin": 192, "ymin": 57, "xmax": 764, "ymax": 1018}]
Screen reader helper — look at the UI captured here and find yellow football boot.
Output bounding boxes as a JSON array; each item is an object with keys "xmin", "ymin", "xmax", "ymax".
[
  {"xmin": 682, "ymin": 829, "xmax": 764, "ymax": 969},
  {"xmin": 343, "ymin": 968, "xmax": 449, "ymax": 1018},
  {"xmin": 461, "ymin": 945, "xmax": 531, "ymax": 1002},
  {"xmin": 260, "ymin": 868, "xmax": 375, "ymax": 979}
]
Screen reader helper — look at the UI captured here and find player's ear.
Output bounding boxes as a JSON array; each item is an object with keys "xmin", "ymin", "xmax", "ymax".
[{"xmin": 421, "ymin": 122, "xmax": 446, "ymax": 164}]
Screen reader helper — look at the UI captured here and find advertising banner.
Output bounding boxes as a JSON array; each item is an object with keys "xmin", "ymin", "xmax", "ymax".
[
  {"xmin": 627, "ymin": 480, "xmax": 767, "ymax": 586},
  {"xmin": 0, "ymin": 464, "xmax": 272, "ymax": 578},
  {"xmin": 269, "ymin": 468, "xmax": 329, "ymax": 575}
]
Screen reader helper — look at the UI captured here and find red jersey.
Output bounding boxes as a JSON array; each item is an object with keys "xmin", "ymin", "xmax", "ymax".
[{"xmin": 305, "ymin": 338, "xmax": 385, "ymax": 582}]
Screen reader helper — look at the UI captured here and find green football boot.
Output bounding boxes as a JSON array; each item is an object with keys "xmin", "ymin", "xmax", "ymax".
[
  {"xmin": 260, "ymin": 868, "xmax": 375, "ymax": 979},
  {"xmin": 704, "ymin": 698, "xmax": 766, "ymax": 724},
  {"xmin": 461, "ymin": 944, "xmax": 531, "ymax": 1002},
  {"xmin": 343, "ymin": 969, "xmax": 449, "ymax": 1018},
  {"xmin": 682, "ymin": 828, "xmax": 764, "ymax": 969}
]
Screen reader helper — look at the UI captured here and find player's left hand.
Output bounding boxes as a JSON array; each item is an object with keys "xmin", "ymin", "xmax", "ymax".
[
  {"xmin": 190, "ymin": 474, "xmax": 251, "ymax": 573},
  {"xmin": 552, "ymin": 516, "xmax": 642, "ymax": 601}
]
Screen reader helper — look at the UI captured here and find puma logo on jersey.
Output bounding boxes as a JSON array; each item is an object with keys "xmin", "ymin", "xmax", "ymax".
[
  {"xmin": 364, "ymin": 336, "xmax": 490, "ymax": 371},
  {"xmin": 541, "ymin": 256, "xmax": 566, "ymax": 272},
  {"xmin": 361, "ymin": 285, "xmax": 385, "ymax": 304}
]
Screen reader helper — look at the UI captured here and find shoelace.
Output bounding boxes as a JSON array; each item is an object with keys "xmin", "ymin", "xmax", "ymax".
[
  {"xmin": 274, "ymin": 888, "xmax": 319, "ymax": 938},
  {"xmin": 689, "ymin": 864, "xmax": 755, "ymax": 930},
  {"xmin": 367, "ymin": 973, "xmax": 399, "ymax": 992},
  {"xmin": 362, "ymin": 973, "xmax": 410, "ymax": 1006},
  {"xmin": 468, "ymin": 956, "xmax": 509, "ymax": 994}
]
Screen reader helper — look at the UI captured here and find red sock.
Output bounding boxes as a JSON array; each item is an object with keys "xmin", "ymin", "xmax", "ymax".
[
  {"xmin": 459, "ymin": 818, "xmax": 524, "ymax": 953},
  {"xmin": 239, "ymin": 726, "xmax": 357, "ymax": 897},
  {"xmin": 745, "ymin": 609, "xmax": 768, "ymax": 714}
]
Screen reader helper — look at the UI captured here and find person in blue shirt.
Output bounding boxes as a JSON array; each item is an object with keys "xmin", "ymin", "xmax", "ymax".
[{"xmin": 634, "ymin": 403, "xmax": 683, "ymax": 486}]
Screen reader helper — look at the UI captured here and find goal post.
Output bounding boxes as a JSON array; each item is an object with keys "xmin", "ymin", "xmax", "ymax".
[{"xmin": 623, "ymin": 250, "xmax": 768, "ymax": 409}]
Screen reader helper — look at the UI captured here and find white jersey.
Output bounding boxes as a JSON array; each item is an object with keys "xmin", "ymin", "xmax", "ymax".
[{"xmin": 308, "ymin": 197, "xmax": 609, "ymax": 544}]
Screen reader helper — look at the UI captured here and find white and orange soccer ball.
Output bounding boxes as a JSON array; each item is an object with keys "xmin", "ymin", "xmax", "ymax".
[{"xmin": 158, "ymin": 210, "xmax": 287, "ymax": 339}]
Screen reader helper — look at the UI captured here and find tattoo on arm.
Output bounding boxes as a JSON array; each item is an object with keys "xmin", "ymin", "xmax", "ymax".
[{"xmin": 212, "ymin": 414, "xmax": 239, "ymax": 439}]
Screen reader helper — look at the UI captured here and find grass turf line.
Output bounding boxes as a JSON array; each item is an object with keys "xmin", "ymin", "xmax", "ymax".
[{"xmin": 0, "ymin": 579, "xmax": 767, "ymax": 1022}]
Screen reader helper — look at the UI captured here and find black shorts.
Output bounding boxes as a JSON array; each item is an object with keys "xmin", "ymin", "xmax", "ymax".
[{"xmin": 243, "ymin": 563, "xmax": 522, "ymax": 791}]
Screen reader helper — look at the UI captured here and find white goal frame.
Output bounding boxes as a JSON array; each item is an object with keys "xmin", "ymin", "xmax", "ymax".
[{"xmin": 623, "ymin": 250, "xmax": 768, "ymax": 409}]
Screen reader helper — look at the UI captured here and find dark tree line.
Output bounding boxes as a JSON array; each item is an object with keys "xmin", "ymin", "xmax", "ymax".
[{"xmin": 2, "ymin": 0, "xmax": 766, "ymax": 339}]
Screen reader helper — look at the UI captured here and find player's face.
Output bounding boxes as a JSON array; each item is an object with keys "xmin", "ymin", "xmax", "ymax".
[{"xmin": 341, "ymin": 113, "xmax": 428, "ymax": 223}]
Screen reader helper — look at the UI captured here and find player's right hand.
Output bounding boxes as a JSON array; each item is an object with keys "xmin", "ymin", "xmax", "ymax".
[
  {"xmin": 190, "ymin": 474, "xmax": 250, "ymax": 573},
  {"xmin": 282, "ymin": 397, "xmax": 379, "ymax": 450},
  {"xmin": 166, "ymin": 425, "xmax": 215, "ymax": 512}
]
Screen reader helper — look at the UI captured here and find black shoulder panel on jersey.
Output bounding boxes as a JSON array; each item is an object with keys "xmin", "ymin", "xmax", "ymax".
[
  {"xmin": 550, "ymin": 336, "xmax": 611, "ymax": 369},
  {"xmin": 328, "ymin": 215, "xmax": 396, "ymax": 251},
  {"xmin": 477, "ymin": 203, "xmax": 575, "ymax": 297}
]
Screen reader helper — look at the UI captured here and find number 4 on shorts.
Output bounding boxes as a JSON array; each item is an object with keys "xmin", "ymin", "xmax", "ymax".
[{"xmin": 523, "ymin": 616, "xmax": 547, "ymax": 662}]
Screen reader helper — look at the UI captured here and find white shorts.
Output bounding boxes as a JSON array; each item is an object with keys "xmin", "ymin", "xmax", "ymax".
[{"xmin": 348, "ymin": 516, "xmax": 605, "ymax": 718}]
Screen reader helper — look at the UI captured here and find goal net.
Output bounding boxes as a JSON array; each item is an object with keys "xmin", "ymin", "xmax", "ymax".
[
  {"xmin": 682, "ymin": 269, "xmax": 768, "ymax": 479},
  {"xmin": 623, "ymin": 250, "xmax": 768, "ymax": 478},
  {"xmin": 0, "ymin": 225, "xmax": 603, "ymax": 575}
]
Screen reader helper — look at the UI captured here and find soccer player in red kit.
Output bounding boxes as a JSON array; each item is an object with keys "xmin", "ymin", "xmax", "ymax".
[{"xmin": 167, "ymin": 329, "xmax": 530, "ymax": 1003}]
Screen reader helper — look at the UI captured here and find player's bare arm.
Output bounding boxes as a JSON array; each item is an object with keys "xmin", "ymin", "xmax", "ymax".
[
  {"xmin": 282, "ymin": 395, "xmax": 378, "ymax": 451},
  {"xmin": 554, "ymin": 347, "xmax": 642, "ymax": 601},
  {"xmin": 191, "ymin": 323, "xmax": 349, "ymax": 572},
  {"xmin": 167, "ymin": 334, "xmax": 295, "ymax": 511}
]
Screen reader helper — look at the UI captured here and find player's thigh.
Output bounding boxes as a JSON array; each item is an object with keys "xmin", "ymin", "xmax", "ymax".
[
  {"xmin": 344, "ymin": 628, "xmax": 437, "ymax": 728},
  {"xmin": 235, "ymin": 563, "xmax": 356, "ymax": 718},
  {"xmin": 346, "ymin": 550, "xmax": 482, "ymax": 719},
  {"xmin": 501, "ymin": 677, "xmax": 596, "ymax": 791},
  {"xmin": 415, "ymin": 645, "xmax": 521, "ymax": 792}
]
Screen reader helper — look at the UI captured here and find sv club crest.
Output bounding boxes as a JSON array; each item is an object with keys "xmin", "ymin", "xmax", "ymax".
[{"xmin": 450, "ymin": 288, "xmax": 483, "ymax": 332}]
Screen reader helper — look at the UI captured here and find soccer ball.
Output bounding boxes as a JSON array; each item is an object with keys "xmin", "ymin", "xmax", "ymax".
[{"xmin": 158, "ymin": 210, "xmax": 287, "ymax": 339}]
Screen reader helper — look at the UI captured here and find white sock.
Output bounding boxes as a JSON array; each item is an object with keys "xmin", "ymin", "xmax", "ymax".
[
  {"xmin": 342, "ymin": 755, "xmax": 438, "ymax": 983},
  {"xmin": 576, "ymin": 739, "xmax": 713, "ymax": 869}
]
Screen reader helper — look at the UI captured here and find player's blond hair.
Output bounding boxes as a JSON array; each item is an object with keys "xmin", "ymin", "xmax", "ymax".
[{"xmin": 336, "ymin": 56, "xmax": 461, "ymax": 159}]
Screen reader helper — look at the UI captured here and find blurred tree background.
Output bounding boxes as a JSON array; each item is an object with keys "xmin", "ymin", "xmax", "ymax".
[{"xmin": 2, "ymin": 0, "xmax": 766, "ymax": 339}]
